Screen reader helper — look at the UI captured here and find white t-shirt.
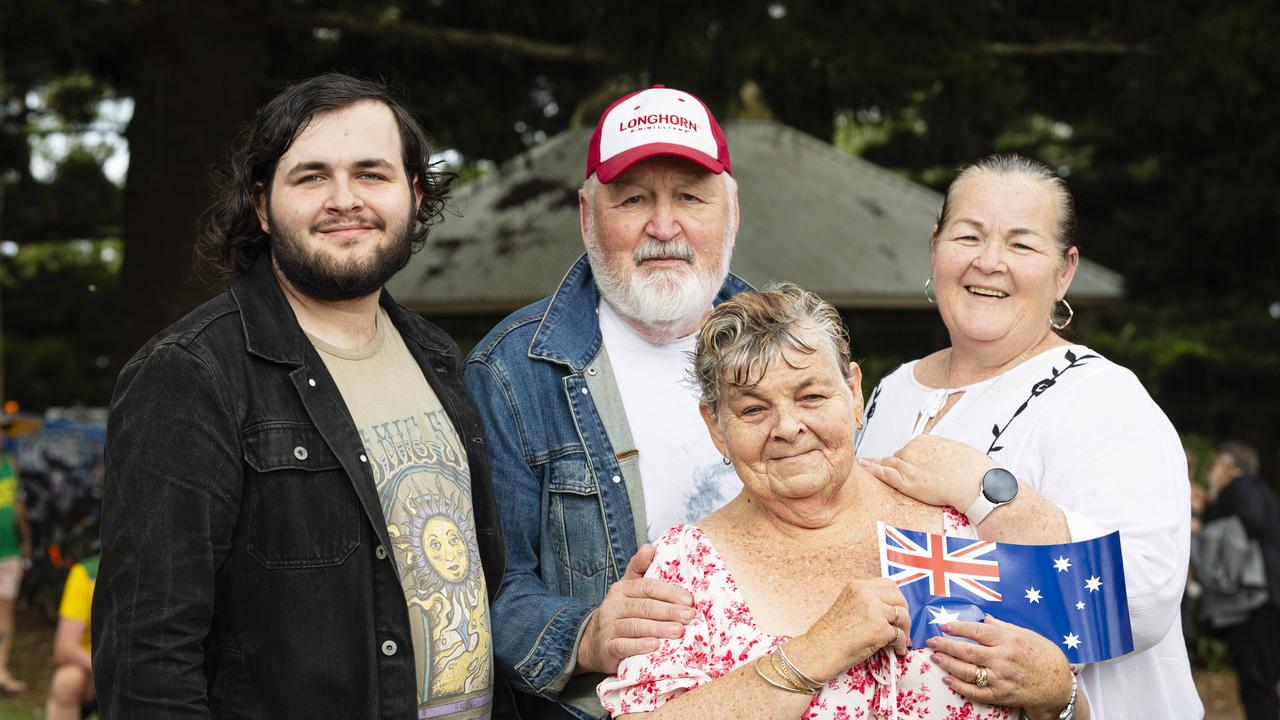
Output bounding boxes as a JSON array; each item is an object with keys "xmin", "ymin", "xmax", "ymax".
[
  {"xmin": 857, "ymin": 345, "xmax": 1201, "ymax": 720},
  {"xmin": 598, "ymin": 301, "xmax": 741, "ymax": 543}
]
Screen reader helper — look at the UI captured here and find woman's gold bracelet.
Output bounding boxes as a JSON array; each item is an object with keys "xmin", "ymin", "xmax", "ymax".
[
  {"xmin": 770, "ymin": 651, "xmax": 811, "ymax": 693},
  {"xmin": 753, "ymin": 654, "xmax": 815, "ymax": 695},
  {"xmin": 776, "ymin": 643, "xmax": 825, "ymax": 692}
]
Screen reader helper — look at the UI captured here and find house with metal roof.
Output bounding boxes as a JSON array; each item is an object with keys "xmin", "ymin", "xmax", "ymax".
[{"xmin": 389, "ymin": 119, "xmax": 1122, "ymax": 314}]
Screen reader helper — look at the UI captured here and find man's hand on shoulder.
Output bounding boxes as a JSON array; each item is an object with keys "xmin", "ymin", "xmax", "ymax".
[{"xmin": 574, "ymin": 543, "xmax": 696, "ymax": 675}]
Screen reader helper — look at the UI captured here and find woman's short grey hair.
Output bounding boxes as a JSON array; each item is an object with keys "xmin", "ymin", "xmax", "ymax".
[
  {"xmin": 693, "ymin": 282, "xmax": 850, "ymax": 412},
  {"xmin": 934, "ymin": 153, "xmax": 1077, "ymax": 255}
]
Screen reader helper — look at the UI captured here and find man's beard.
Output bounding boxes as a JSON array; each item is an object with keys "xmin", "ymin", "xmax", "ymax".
[
  {"xmin": 269, "ymin": 207, "xmax": 415, "ymax": 302},
  {"xmin": 585, "ymin": 216, "xmax": 734, "ymax": 330}
]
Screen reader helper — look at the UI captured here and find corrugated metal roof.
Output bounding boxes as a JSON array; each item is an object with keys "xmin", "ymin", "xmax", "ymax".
[{"xmin": 389, "ymin": 119, "xmax": 1123, "ymax": 313}]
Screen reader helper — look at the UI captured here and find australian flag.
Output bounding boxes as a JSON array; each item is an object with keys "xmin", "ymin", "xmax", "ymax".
[{"xmin": 877, "ymin": 522, "xmax": 1134, "ymax": 663}]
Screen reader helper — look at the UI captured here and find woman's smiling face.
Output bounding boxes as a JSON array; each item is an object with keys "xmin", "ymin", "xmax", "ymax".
[{"xmin": 931, "ymin": 170, "xmax": 1078, "ymax": 352}]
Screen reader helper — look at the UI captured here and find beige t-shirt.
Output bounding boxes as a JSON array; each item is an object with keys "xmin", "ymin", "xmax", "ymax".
[{"xmin": 311, "ymin": 309, "xmax": 492, "ymax": 719}]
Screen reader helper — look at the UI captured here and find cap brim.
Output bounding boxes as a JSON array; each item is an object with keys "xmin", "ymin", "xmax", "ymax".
[{"xmin": 594, "ymin": 144, "xmax": 725, "ymax": 184}]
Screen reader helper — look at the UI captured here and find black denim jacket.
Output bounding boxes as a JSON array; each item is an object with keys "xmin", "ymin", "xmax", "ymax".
[{"xmin": 92, "ymin": 256, "xmax": 511, "ymax": 719}]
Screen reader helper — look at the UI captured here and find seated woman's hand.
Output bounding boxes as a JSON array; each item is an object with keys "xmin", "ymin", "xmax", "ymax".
[
  {"xmin": 927, "ymin": 615, "xmax": 1074, "ymax": 718},
  {"xmin": 786, "ymin": 578, "xmax": 911, "ymax": 684}
]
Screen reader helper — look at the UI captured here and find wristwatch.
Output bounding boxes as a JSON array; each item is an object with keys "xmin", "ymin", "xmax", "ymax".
[{"xmin": 963, "ymin": 467, "xmax": 1019, "ymax": 526}]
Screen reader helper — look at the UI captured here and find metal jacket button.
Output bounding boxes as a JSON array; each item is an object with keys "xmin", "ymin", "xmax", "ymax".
[
  {"xmin": 293, "ymin": 446, "xmax": 308, "ymax": 460},
  {"xmin": 381, "ymin": 640, "xmax": 397, "ymax": 656},
  {"xmin": 375, "ymin": 545, "xmax": 388, "ymax": 560}
]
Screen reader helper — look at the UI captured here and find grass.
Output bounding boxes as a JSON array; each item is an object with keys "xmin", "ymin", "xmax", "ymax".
[{"xmin": 1, "ymin": 604, "xmax": 56, "ymax": 719}]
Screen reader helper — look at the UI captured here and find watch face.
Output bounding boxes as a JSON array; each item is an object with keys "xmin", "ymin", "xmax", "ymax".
[{"xmin": 982, "ymin": 467, "xmax": 1019, "ymax": 504}]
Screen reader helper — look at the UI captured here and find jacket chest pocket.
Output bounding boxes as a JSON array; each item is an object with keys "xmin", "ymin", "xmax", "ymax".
[
  {"xmin": 242, "ymin": 422, "xmax": 361, "ymax": 569},
  {"xmin": 545, "ymin": 454, "xmax": 611, "ymax": 601}
]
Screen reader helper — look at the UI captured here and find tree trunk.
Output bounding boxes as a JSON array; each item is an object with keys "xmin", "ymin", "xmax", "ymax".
[{"xmin": 116, "ymin": 0, "xmax": 268, "ymax": 365}]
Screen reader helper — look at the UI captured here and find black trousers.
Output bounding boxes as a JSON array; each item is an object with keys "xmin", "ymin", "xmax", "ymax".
[{"xmin": 1223, "ymin": 604, "xmax": 1280, "ymax": 720}]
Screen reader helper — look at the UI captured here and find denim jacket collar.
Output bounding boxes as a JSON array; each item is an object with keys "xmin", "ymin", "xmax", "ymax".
[
  {"xmin": 231, "ymin": 254, "xmax": 452, "ymax": 366},
  {"xmin": 528, "ymin": 253, "xmax": 752, "ymax": 372}
]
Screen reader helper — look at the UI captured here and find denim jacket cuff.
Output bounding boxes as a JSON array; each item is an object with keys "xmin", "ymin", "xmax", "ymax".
[
  {"xmin": 553, "ymin": 608, "xmax": 606, "ymax": 718},
  {"xmin": 546, "ymin": 607, "xmax": 596, "ymax": 693},
  {"xmin": 515, "ymin": 601, "xmax": 596, "ymax": 696}
]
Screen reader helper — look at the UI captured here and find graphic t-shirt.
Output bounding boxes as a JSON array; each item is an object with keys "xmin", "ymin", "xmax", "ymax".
[
  {"xmin": 0, "ymin": 455, "xmax": 20, "ymax": 559},
  {"xmin": 598, "ymin": 301, "xmax": 740, "ymax": 543},
  {"xmin": 312, "ymin": 310, "xmax": 492, "ymax": 719},
  {"xmin": 58, "ymin": 555, "xmax": 98, "ymax": 653}
]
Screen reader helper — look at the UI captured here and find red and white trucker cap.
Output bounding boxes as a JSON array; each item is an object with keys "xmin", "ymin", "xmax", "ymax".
[{"xmin": 586, "ymin": 85, "xmax": 731, "ymax": 184}]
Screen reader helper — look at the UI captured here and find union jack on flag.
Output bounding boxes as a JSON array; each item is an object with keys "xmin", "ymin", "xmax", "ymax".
[{"xmin": 881, "ymin": 524, "xmax": 1002, "ymax": 601}]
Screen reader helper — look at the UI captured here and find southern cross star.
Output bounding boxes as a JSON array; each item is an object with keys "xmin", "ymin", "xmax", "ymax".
[
  {"xmin": 1025, "ymin": 587, "xmax": 1042, "ymax": 603},
  {"xmin": 1053, "ymin": 556, "xmax": 1072, "ymax": 573},
  {"xmin": 1076, "ymin": 601, "xmax": 1086, "ymax": 610},
  {"xmin": 1085, "ymin": 576, "xmax": 1103, "ymax": 592},
  {"xmin": 928, "ymin": 606, "xmax": 962, "ymax": 625},
  {"xmin": 1063, "ymin": 633, "xmax": 1081, "ymax": 650}
]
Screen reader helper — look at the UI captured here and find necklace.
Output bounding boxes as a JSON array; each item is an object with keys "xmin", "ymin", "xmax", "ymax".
[{"xmin": 915, "ymin": 351, "xmax": 960, "ymax": 436}]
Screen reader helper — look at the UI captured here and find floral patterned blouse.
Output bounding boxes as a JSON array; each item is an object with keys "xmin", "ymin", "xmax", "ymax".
[{"xmin": 597, "ymin": 511, "xmax": 1013, "ymax": 720}]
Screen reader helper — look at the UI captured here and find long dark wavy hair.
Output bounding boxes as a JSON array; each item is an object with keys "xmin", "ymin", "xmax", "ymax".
[{"xmin": 196, "ymin": 72, "xmax": 453, "ymax": 280}]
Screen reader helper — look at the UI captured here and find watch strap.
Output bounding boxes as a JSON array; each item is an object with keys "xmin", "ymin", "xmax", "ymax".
[{"xmin": 964, "ymin": 492, "xmax": 998, "ymax": 526}]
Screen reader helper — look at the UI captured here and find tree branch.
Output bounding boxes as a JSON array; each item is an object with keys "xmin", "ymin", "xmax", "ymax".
[
  {"xmin": 988, "ymin": 39, "xmax": 1154, "ymax": 56},
  {"xmin": 276, "ymin": 11, "xmax": 607, "ymax": 65}
]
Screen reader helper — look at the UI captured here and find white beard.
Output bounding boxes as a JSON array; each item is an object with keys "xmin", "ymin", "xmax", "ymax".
[{"xmin": 585, "ymin": 219, "xmax": 733, "ymax": 330}]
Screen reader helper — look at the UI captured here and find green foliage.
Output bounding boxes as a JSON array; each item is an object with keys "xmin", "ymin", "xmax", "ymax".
[
  {"xmin": 10, "ymin": 147, "xmax": 121, "ymax": 243},
  {"xmin": 1, "ymin": 239, "xmax": 121, "ymax": 410},
  {"xmin": 0, "ymin": 0, "xmax": 1275, "ymax": 456}
]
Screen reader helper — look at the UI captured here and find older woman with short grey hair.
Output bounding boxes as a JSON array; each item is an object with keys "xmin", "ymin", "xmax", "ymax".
[{"xmin": 597, "ymin": 283, "xmax": 1086, "ymax": 720}]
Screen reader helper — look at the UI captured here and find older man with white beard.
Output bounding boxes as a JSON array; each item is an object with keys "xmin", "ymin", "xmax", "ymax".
[{"xmin": 464, "ymin": 86, "xmax": 748, "ymax": 720}]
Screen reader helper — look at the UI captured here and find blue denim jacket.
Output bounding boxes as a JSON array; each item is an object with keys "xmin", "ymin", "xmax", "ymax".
[{"xmin": 464, "ymin": 255, "xmax": 749, "ymax": 719}]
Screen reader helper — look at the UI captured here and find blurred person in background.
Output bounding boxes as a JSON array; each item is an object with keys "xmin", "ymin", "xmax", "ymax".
[
  {"xmin": 1196, "ymin": 441, "xmax": 1280, "ymax": 719},
  {"xmin": 45, "ymin": 554, "xmax": 98, "ymax": 719},
  {"xmin": 0, "ymin": 418, "xmax": 31, "ymax": 693}
]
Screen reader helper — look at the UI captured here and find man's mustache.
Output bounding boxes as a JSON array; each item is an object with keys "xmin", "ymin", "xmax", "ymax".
[{"xmin": 633, "ymin": 240, "xmax": 695, "ymax": 265}]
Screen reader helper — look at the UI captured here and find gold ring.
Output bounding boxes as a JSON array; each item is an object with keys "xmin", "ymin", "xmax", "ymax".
[
  {"xmin": 974, "ymin": 665, "xmax": 989, "ymax": 689},
  {"xmin": 893, "ymin": 606, "xmax": 900, "ymax": 624}
]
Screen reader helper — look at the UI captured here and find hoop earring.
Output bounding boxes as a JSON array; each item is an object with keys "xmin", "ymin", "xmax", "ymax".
[
  {"xmin": 924, "ymin": 277, "xmax": 936, "ymax": 304},
  {"xmin": 722, "ymin": 456, "xmax": 732, "ymax": 466},
  {"xmin": 1050, "ymin": 298, "xmax": 1074, "ymax": 330}
]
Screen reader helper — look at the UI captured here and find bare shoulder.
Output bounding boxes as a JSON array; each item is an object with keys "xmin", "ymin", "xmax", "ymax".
[{"xmin": 863, "ymin": 482, "xmax": 947, "ymax": 536}]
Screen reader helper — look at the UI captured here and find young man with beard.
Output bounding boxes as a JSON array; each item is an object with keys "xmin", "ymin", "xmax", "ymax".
[
  {"xmin": 93, "ymin": 74, "xmax": 511, "ymax": 720},
  {"xmin": 464, "ymin": 86, "xmax": 748, "ymax": 719}
]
